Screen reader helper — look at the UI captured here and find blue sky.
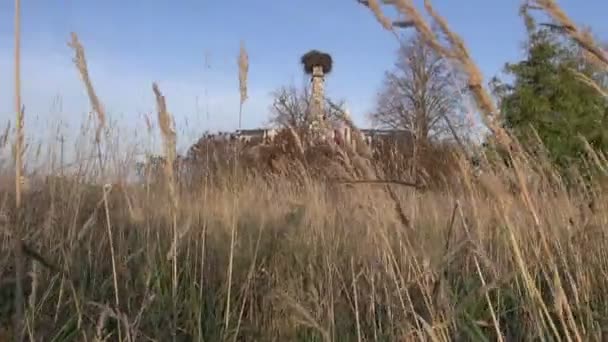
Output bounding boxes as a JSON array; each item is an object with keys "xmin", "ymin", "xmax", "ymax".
[{"xmin": 0, "ymin": 0, "xmax": 605, "ymax": 151}]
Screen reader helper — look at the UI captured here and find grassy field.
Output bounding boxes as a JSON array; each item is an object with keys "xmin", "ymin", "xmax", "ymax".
[{"xmin": 2, "ymin": 0, "xmax": 608, "ymax": 341}]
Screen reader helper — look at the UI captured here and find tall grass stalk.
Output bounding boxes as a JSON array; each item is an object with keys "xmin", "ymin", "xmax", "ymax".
[
  {"xmin": 11, "ymin": 0, "xmax": 26, "ymax": 341},
  {"xmin": 102, "ymin": 184, "xmax": 122, "ymax": 341},
  {"xmin": 152, "ymin": 83, "xmax": 179, "ymax": 340},
  {"xmin": 225, "ymin": 41, "xmax": 249, "ymax": 334}
]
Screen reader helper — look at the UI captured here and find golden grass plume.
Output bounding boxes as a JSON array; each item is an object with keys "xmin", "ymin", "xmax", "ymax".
[
  {"xmin": 238, "ymin": 40, "xmax": 249, "ymax": 105},
  {"xmin": 68, "ymin": 32, "xmax": 107, "ymax": 143},
  {"xmin": 533, "ymin": 0, "xmax": 607, "ymax": 68},
  {"xmin": 365, "ymin": 0, "xmax": 394, "ymax": 31},
  {"xmin": 151, "ymin": 83, "xmax": 178, "ymax": 208}
]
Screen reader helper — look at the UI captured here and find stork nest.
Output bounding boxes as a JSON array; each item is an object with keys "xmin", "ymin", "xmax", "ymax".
[{"xmin": 301, "ymin": 50, "xmax": 333, "ymax": 75}]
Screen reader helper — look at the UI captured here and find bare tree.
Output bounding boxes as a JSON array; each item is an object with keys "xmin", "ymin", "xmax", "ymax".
[
  {"xmin": 369, "ymin": 33, "xmax": 467, "ymax": 145},
  {"xmin": 268, "ymin": 84, "xmax": 310, "ymax": 128},
  {"xmin": 268, "ymin": 82, "xmax": 346, "ymax": 129}
]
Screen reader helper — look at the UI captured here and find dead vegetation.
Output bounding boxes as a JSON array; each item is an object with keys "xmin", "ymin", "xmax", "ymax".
[{"xmin": 1, "ymin": 0, "xmax": 608, "ymax": 341}]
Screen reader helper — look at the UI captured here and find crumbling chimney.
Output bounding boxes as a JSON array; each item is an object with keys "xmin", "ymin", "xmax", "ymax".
[{"xmin": 301, "ymin": 50, "xmax": 333, "ymax": 142}]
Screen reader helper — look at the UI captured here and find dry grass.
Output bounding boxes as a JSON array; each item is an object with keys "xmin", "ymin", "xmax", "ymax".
[
  {"xmin": 365, "ymin": 0, "xmax": 393, "ymax": 31},
  {"xmin": 10, "ymin": 0, "xmax": 26, "ymax": 340},
  {"xmin": 532, "ymin": 0, "xmax": 608, "ymax": 68},
  {"xmin": 1, "ymin": 1, "xmax": 608, "ymax": 341},
  {"xmin": 68, "ymin": 32, "xmax": 107, "ymax": 145},
  {"xmin": 152, "ymin": 82, "xmax": 180, "ymax": 341},
  {"xmin": 2, "ymin": 152, "xmax": 608, "ymax": 340}
]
